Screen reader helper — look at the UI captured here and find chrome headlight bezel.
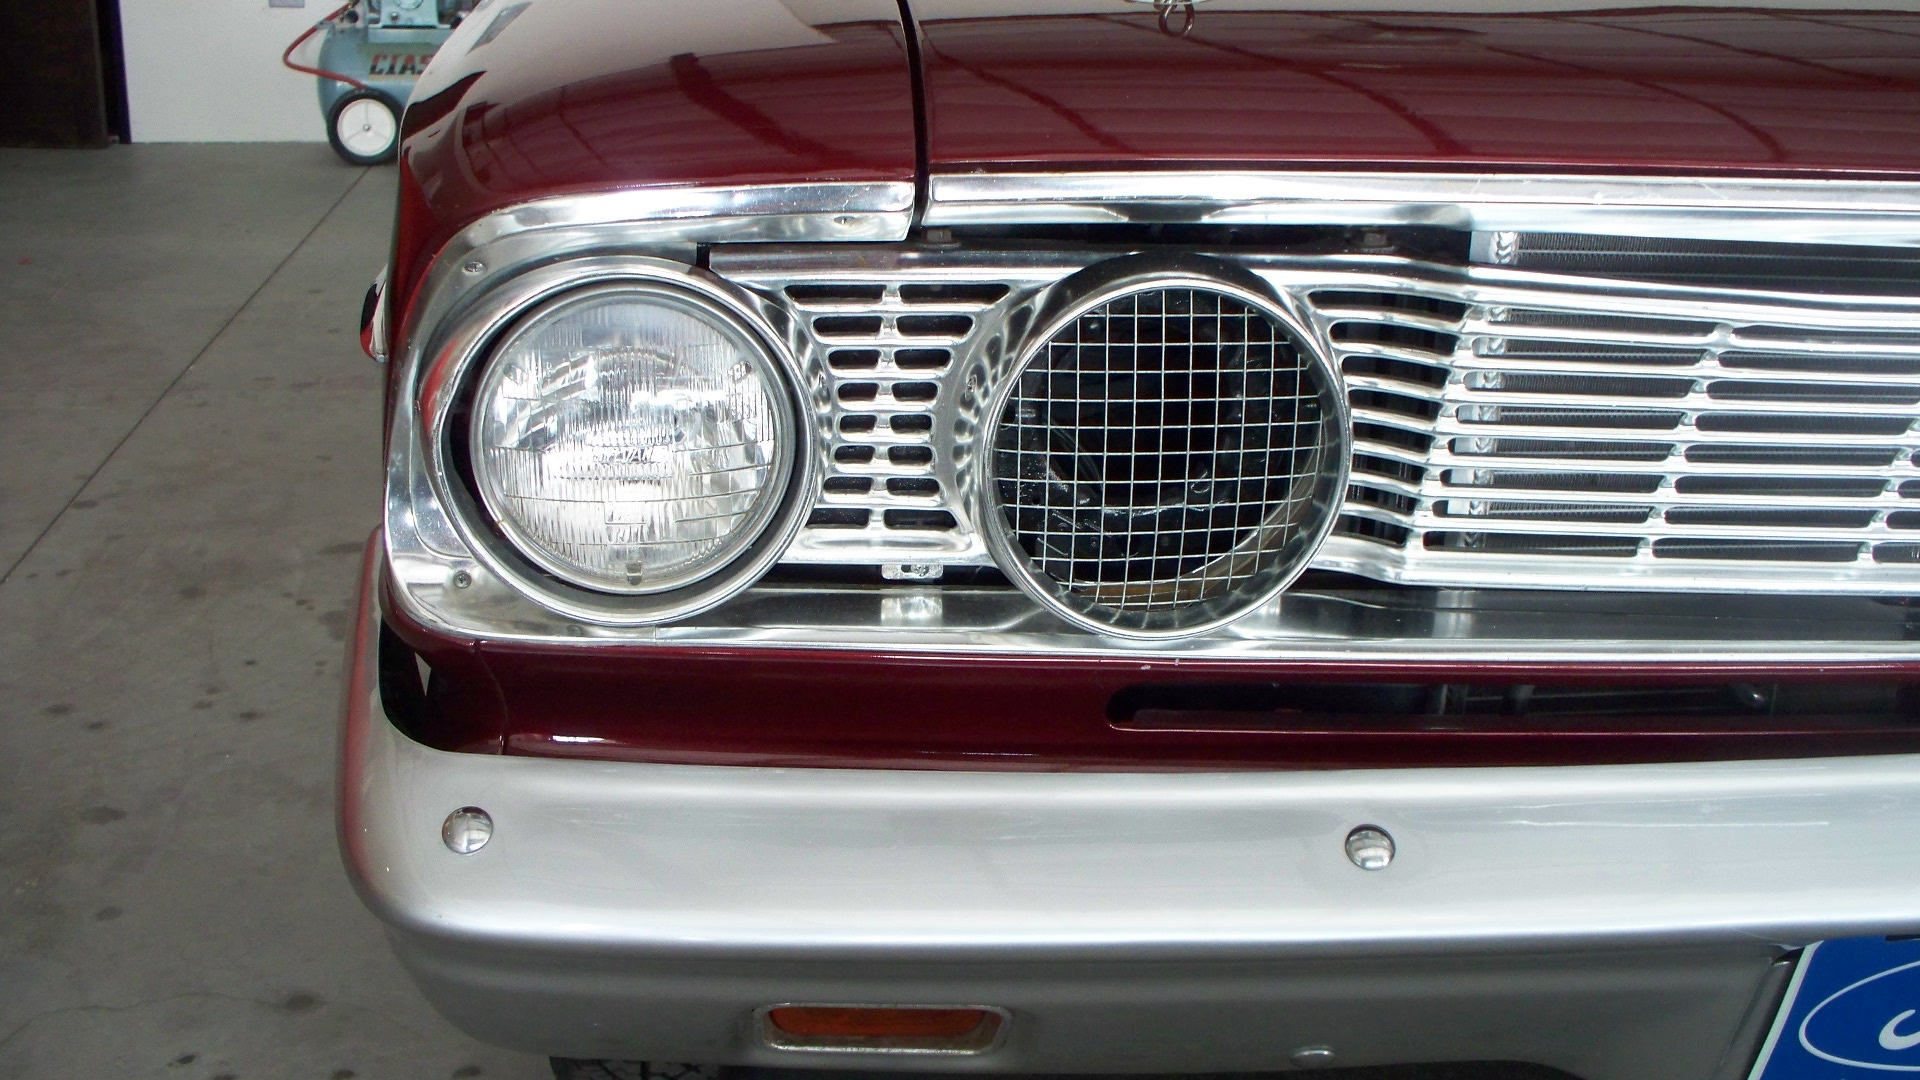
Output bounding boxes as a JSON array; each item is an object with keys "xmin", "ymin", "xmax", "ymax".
[
  {"xmin": 417, "ymin": 256, "xmax": 817, "ymax": 626},
  {"xmin": 467, "ymin": 280, "xmax": 795, "ymax": 597},
  {"xmin": 975, "ymin": 257, "xmax": 1352, "ymax": 639}
]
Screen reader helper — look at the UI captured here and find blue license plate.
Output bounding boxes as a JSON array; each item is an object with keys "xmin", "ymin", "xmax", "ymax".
[{"xmin": 1752, "ymin": 936, "xmax": 1920, "ymax": 1078}]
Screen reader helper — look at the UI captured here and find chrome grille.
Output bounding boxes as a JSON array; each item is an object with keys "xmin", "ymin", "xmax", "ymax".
[
  {"xmin": 1329, "ymin": 281, "xmax": 1920, "ymax": 587},
  {"xmin": 715, "ymin": 244, "xmax": 1920, "ymax": 594},
  {"xmin": 776, "ymin": 275, "xmax": 1004, "ymax": 562},
  {"xmin": 989, "ymin": 285, "xmax": 1334, "ymax": 633}
]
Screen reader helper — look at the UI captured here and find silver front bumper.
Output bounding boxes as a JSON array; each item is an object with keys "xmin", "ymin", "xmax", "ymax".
[{"xmin": 341, "ymin": 545, "xmax": 1920, "ymax": 1077}]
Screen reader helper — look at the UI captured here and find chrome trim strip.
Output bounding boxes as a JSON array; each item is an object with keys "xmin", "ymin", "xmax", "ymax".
[
  {"xmin": 456, "ymin": 181, "xmax": 916, "ymax": 252},
  {"xmin": 383, "ymin": 574, "xmax": 1920, "ymax": 663},
  {"xmin": 924, "ymin": 172, "xmax": 1920, "ymax": 247}
]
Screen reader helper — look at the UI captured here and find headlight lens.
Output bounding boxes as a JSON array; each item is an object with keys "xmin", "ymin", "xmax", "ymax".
[{"xmin": 469, "ymin": 283, "xmax": 790, "ymax": 595}]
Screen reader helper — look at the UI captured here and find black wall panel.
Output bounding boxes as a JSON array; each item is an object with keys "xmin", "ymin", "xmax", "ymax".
[{"xmin": 0, "ymin": 0, "xmax": 114, "ymax": 148}]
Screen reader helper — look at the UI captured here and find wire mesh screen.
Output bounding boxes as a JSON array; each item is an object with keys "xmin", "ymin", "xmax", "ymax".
[{"xmin": 990, "ymin": 286, "xmax": 1334, "ymax": 631}]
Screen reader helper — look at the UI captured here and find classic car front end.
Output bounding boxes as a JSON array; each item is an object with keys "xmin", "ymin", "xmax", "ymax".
[{"xmin": 341, "ymin": 1, "xmax": 1920, "ymax": 1075}]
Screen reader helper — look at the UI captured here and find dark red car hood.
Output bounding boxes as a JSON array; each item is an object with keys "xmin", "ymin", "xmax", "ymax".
[
  {"xmin": 911, "ymin": 1, "xmax": 1920, "ymax": 177},
  {"xmin": 389, "ymin": 0, "xmax": 1920, "ymax": 337},
  {"xmin": 391, "ymin": 0, "xmax": 919, "ymax": 334}
]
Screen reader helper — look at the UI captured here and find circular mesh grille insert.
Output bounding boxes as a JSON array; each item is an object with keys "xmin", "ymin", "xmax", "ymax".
[{"xmin": 990, "ymin": 285, "xmax": 1335, "ymax": 632}]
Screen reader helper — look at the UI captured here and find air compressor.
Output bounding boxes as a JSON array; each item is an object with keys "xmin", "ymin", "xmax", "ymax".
[{"xmin": 283, "ymin": 0, "xmax": 476, "ymax": 165}]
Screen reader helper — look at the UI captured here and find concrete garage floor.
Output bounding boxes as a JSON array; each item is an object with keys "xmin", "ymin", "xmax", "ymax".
[{"xmin": 0, "ymin": 145, "xmax": 547, "ymax": 1080}]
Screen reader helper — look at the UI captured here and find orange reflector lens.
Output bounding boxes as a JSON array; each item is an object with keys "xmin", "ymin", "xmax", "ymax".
[{"xmin": 766, "ymin": 1005, "xmax": 998, "ymax": 1044}]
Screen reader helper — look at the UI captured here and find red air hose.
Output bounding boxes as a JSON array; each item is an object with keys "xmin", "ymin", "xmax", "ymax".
[{"xmin": 282, "ymin": 3, "xmax": 370, "ymax": 91}]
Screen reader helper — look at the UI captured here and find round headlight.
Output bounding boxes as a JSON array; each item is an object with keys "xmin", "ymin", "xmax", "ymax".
[{"xmin": 469, "ymin": 281, "xmax": 793, "ymax": 595}]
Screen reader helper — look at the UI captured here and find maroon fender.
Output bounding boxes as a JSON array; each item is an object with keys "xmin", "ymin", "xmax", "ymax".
[
  {"xmin": 386, "ymin": 0, "xmax": 920, "ymax": 351},
  {"xmin": 911, "ymin": 2, "xmax": 1920, "ymax": 178}
]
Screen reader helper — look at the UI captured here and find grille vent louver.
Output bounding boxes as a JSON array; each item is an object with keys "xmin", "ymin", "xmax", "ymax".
[{"xmin": 778, "ymin": 277, "xmax": 1008, "ymax": 558}]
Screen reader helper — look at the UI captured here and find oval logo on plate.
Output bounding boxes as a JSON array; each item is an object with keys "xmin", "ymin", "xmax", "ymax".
[{"xmin": 1801, "ymin": 958, "xmax": 1920, "ymax": 1071}]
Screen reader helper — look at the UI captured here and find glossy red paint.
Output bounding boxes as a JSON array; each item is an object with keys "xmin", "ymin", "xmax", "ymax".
[
  {"xmin": 911, "ymin": 3, "xmax": 1920, "ymax": 177},
  {"xmin": 385, "ymin": 0, "xmax": 919, "ymax": 352},
  {"xmin": 362, "ymin": 614, "xmax": 1920, "ymax": 769}
]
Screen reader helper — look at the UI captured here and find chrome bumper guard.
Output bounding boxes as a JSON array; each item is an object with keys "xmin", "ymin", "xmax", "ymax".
[{"xmin": 342, "ymin": 538, "xmax": 1920, "ymax": 1077}]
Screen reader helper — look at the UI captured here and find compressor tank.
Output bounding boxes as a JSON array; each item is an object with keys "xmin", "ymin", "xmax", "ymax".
[{"xmin": 314, "ymin": 21, "xmax": 449, "ymax": 121}]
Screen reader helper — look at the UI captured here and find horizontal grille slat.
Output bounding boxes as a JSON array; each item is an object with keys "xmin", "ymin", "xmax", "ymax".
[
  {"xmin": 1442, "ymin": 470, "xmax": 1664, "ymax": 494},
  {"xmin": 1663, "ymin": 508, "xmax": 1878, "ymax": 528},
  {"xmin": 1452, "ymin": 353, "xmax": 1920, "ymax": 386},
  {"xmin": 1343, "ymin": 374, "xmax": 1449, "ymax": 403},
  {"xmin": 1436, "ymin": 501, "xmax": 1656, "ymax": 524},
  {"xmin": 1720, "ymin": 350, "xmax": 1920, "ymax": 376},
  {"xmin": 1706, "ymin": 380, "xmax": 1920, "ymax": 404},
  {"xmin": 1737, "ymin": 326, "xmax": 1920, "ymax": 348},
  {"xmin": 1418, "ymin": 517, "xmax": 1886, "ymax": 544},
  {"xmin": 1491, "ymin": 310, "xmax": 1718, "ymax": 337},
  {"xmin": 1684, "ymin": 445, "xmax": 1901, "ymax": 467},
  {"xmin": 1652, "ymin": 538, "xmax": 1864, "ymax": 562},
  {"xmin": 1424, "ymin": 531, "xmax": 1645, "ymax": 557},
  {"xmin": 1471, "ymin": 372, "xmax": 1699, "ymax": 398},
  {"xmin": 1457, "ymin": 392, "xmax": 1916, "ymax": 418},
  {"xmin": 1498, "ymin": 232, "xmax": 1920, "ymax": 295},
  {"xmin": 1431, "ymin": 493, "xmax": 1908, "ymax": 513},
  {"xmin": 1480, "ymin": 340, "xmax": 1708, "ymax": 366},
  {"xmin": 1438, "ymin": 455, "xmax": 1900, "ymax": 478},
  {"xmin": 1309, "ymin": 290, "xmax": 1469, "ymax": 322},
  {"xmin": 1672, "ymin": 475, "xmax": 1888, "ymax": 497},
  {"xmin": 1455, "ymin": 406, "xmax": 1688, "ymax": 430},
  {"xmin": 1449, "ymin": 437, "xmax": 1675, "ymax": 462},
  {"xmin": 1694, "ymin": 413, "xmax": 1914, "ymax": 435}
]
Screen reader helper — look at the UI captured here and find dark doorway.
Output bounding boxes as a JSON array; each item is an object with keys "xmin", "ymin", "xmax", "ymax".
[
  {"xmin": 98, "ymin": 0, "xmax": 131, "ymax": 143},
  {"xmin": 0, "ymin": 0, "xmax": 123, "ymax": 147}
]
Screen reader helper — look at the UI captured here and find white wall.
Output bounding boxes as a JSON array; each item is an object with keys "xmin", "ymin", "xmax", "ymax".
[{"xmin": 122, "ymin": 0, "xmax": 328, "ymax": 142}]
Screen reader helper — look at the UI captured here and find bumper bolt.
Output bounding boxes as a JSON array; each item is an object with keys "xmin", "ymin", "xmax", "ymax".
[
  {"xmin": 1344, "ymin": 825, "xmax": 1394, "ymax": 870},
  {"xmin": 442, "ymin": 807, "xmax": 493, "ymax": 854}
]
